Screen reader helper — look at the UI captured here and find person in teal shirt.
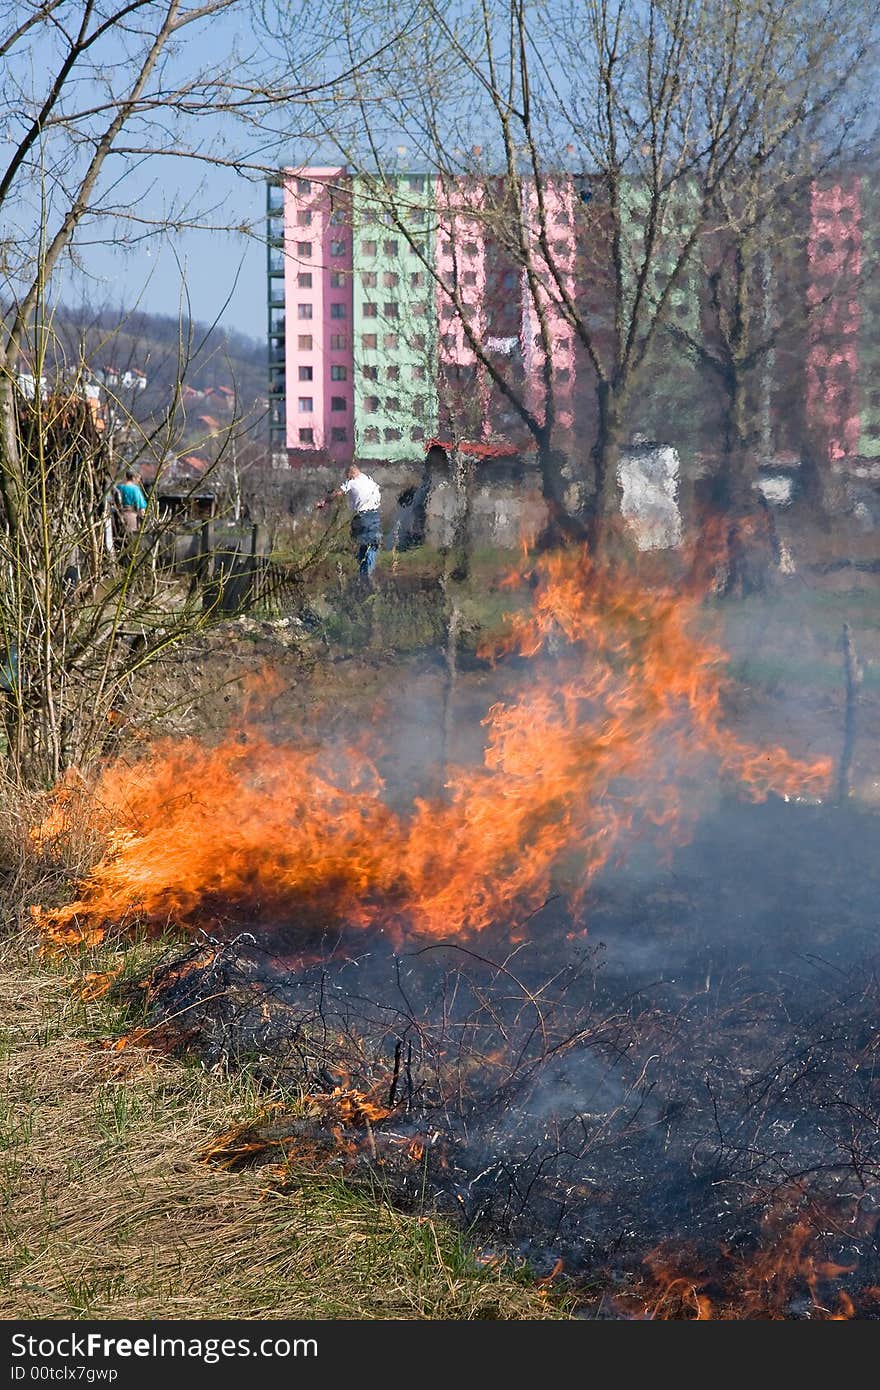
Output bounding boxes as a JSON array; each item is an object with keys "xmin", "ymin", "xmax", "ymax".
[{"xmin": 114, "ymin": 468, "xmax": 147, "ymax": 534}]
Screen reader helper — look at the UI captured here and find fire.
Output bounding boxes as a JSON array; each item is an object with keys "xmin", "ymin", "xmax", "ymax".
[
  {"xmin": 75, "ymin": 968, "xmax": 121, "ymax": 1002},
  {"xmin": 34, "ymin": 549, "xmax": 831, "ymax": 946},
  {"xmin": 624, "ymin": 1202, "xmax": 859, "ymax": 1319},
  {"xmin": 304, "ymin": 1085, "xmax": 394, "ymax": 1128}
]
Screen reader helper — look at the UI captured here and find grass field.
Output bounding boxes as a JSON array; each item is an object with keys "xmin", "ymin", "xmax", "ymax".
[
  {"xmin": 0, "ymin": 929, "xmax": 567, "ymax": 1320},
  {"xmin": 2, "ymin": 534, "xmax": 877, "ymax": 1320}
]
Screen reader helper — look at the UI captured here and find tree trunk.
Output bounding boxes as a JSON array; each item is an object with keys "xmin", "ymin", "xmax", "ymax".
[
  {"xmin": 705, "ymin": 451, "xmax": 778, "ymax": 599},
  {"xmin": 585, "ymin": 383, "xmax": 634, "ymax": 565},
  {"xmin": 449, "ymin": 447, "xmax": 474, "ymax": 581},
  {"xmin": 533, "ymin": 432, "xmax": 587, "ymax": 549},
  {"xmin": 0, "ymin": 373, "xmax": 22, "ymax": 532},
  {"xmin": 690, "ymin": 367, "xmax": 777, "ymax": 597}
]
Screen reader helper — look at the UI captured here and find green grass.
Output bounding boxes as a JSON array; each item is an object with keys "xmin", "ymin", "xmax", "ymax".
[{"xmin": 0, "ymin": 930, "xmax": 568, "ymax": 1320}]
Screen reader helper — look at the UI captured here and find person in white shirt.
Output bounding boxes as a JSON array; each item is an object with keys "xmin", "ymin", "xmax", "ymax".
[{"xmin": 317, "ymin": 464, "xmax": 383, "ymax": 585}]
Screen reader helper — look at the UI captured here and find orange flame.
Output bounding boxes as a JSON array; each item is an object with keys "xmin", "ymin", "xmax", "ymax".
[
  {"xmin": 34, "ymin": 550, "xmax": 831, "ymax": 946},
  {"xmin": 624, "ymin": 1199, "xmax": 859, "ymax": 1319}
]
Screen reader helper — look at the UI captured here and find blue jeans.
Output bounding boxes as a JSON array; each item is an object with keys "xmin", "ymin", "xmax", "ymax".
[
  {"xmin": 358, "ymin": 539, "xmax": 378, "ymax": 581},
  {"xmin": 351, "ymin": 509, "xmax": 382, "ymax": 585}
]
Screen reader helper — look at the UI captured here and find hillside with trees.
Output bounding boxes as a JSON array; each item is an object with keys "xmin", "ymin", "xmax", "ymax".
[{"xmin": 44, "ymin": 303, "xmax": 268, "ymax": 445}]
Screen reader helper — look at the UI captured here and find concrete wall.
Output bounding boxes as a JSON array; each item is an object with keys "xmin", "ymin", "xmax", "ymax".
[
  {"xmin": 274, "ymin": 459, "xmax": 547, "ymax": 551},
  {"xmin": 271, "ymin": 440, "xmax": 689, "ymax": 553}
]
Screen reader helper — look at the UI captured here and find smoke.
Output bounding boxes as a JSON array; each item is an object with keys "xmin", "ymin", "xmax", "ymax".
[
  {"xmin": 37, "ymin": 546, "xmax": 880, "ymax": 1303},
  {"xmin": 35, "ymin": 550, "xmax": 832, "ymax": 950}
]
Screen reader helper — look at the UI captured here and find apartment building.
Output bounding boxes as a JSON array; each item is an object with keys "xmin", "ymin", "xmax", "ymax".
[
  {"xmin": 267, "ymin": 167, "xmax": 559, "ymax": 464},
  {"xmin": 352, "ymin": 175, "xmax": 439, "ymax": 460},
  {"xmin": 267, "ymin": 167, "xmax": 880, "ymax": 470}
]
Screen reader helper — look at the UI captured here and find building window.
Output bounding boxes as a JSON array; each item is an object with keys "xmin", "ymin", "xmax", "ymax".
[
  {"xmin": 331, "ymin": 396, "xmax": 347, "ymax": 411},
  {"xmin": 463, "ymin": 270, "xmax": 477, "ymax": 286},
  {"xmin": 361, "ymin": 271, "xmax": 377, "ymax": 288},
  {"xmin": 330, "ymin": 364, "xmax": 347, "ymax": 380},
  {"xmin": 330, "ymin": 270, "xmax": 347, "ymax": 287},
  {"xmin": 412, "ymin": 364, "xmax": 426, "ymax": 380},
  {"xmin": 298, "ymin": 334, "xmax": 313, "ymax": 350},
  {"xmin": 299, "ymin": 427, "xmax": 314, "ymax": 443},
  {"xmin": 297, "ymin": 303, "xmax": 313, "ymax": 319},
  {"xmin": 384, "ymin": 427, "xmax": 401, "ymax": 442},
  {"xmin": 412, "ymin": 396, "xmax": 424, "ymax": 417},
  {"xmin": 331, "ymin": 426, "xmax": 348, "ymax": 442},
  {"xmin": 364, "ymin": 396, "xmax": 379, "ymax": 413},
  {"xmin": 297, "ymin": 272, "xmax": 312, "ymax": 288},
  {"xmin": 382, "ymin": 271, "xmax": 399, "ymax": 288},
  {"xmin": 409, "ymin": 209, "xmax": 426, "ymax": 224},
  {"xmin": 441, "ymin": 333, "xmax": 456, "ymax": 349},
  {"xmin": 412, "ymin": 302, "xmax": 427, "ymax": 316},
  {"xmin": 296, "ymin": 178, "xmax": 311, "ymax": 194},
  {"xmin": 463, "ymin": 241, "xmax": 478, "ymax": 257},
  {"xmin": 386, "ymin": 396, "xmax": 400, "ymax": 412},
  {"xmin": 363, "ymin": 302, "xmax": 378, "ymax": 318},
  {"xmin": 361, "ymin": 240, "xmax": 377, "ymax": 256},
  {"xmin": 410, "ymin": 272, "xmax": 424, "ymax": 288},
  {"xmin": 330, "ymin": 208, "xmax": 346, "ymax": 225},
  {"xmin": 296, "ymin": 209, "xmax": 311, "ymax": 226},
  {"xmin": 298, "ymin": 365, "xmax": 313, "ymax": 381},
  {"xmin": 383, "ymin": 333, "xmax": 398, "ymax": 349},
  {"xmin": 410, "ymin": 237, "xmax": 428, "ymax": 256},
  {"xmin": 363, "ymin": 427, "xmax": 380, "ymax": 443},
  {"xmin": 383, "ymin": 239, "xmax": 398, "ymax": 256},
  {"xmin": 362, "ymin": 365, "xmax": 378, "ymax": 380},
  {"xmin": 384, "ymin": 302, "xmax": 399, "ymax": 319},
  {"xmin": 409, "ymin": 175, "xmax": 425, "ymax": 191},
  {"xmin": 330, "ymin": 302, "xmax": 347, "ymax": 319},
  {"xmin": 361, "ymin": 208, "xmax": 378, "ymax": 223},
  {"xmin": 298, "ymin": 397, "xmax": 313, "ymax": 412},
  {"xmin": 296, "ymin": 241, "xmax": 312, "ymax": 257},
  {"xmin": 330, "ymin": 333, "xmax": 347, "ymax": 349},
  {"xmin": 386, "ymin": 365, "xmax": 399, "ymax": 381},
  {"xmin": 413, "ymin": 333, "xmax": 426, "ymax": 350},
  {"xmin": 411, "ymin": 426, "xmax": 425, "ymax": 441},
  {"xmin": 330, "ymin": 240, "xmax": 346, "ymax": 256},
  {"xmin": 503, "ymin": 270, "xmax": 517, "ymax": 289},
  {"xmin": 362, "ymin": 333, "xmax": 377, "ymax": 349}
]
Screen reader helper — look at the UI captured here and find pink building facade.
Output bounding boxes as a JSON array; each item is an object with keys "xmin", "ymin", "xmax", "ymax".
[
  {"xmin": 271, "ymin": 167, "xmax": 879, "ymax": 470},
  {"xmin": 283, "ymin": 168, "xmax": 354, "ymax": 459},
  {"xmin": 806, "ymin": 179, "xmax": 862, "ymax": 461},
  {"xmin": 435, "ymin": 178, "xmax": 489, "ymax": 437},
  {"xmin": 521, "ymin": 178, "xmax": 577, "ymax": 431}
]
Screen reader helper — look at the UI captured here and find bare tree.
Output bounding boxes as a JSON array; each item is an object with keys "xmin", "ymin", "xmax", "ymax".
[
  {"xmin": 0, "ymin": 0, "xmax": 413, "ymax": 783},
  {"xmin": 663, "ymin": 0, "xmax": 879, "ymax": 593},
  {"xmin": 287, "ymin": 0, "xmax": 878, "ymax": 561}
]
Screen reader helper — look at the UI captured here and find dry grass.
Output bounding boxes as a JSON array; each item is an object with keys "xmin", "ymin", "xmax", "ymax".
[
  {"xmin": 0, "ymin": 932, "xmax": 565, "ymax": 1320},
  {"xmin": 0, "ymin": 770, "xmax": 108, "ymax": 935}
]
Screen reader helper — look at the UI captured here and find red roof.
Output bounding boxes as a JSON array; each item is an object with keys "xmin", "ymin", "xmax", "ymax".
[{"xmin": 427, "ymin": 436, "xmax": 519, "ymax": 458}]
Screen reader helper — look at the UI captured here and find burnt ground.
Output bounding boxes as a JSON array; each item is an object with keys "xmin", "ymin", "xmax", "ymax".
[
  {"xmin": 120, "ymin": 795, "xmax": 880, "ymax": 1310},
  {"xmin": 102, "ymin": 555, "xmax": 880, "ymax": 1313}
]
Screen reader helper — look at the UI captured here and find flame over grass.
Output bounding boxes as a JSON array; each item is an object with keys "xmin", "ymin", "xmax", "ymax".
[{"xmin": 34, "ymin": 550, "xmax": 831, "ymax": 947}]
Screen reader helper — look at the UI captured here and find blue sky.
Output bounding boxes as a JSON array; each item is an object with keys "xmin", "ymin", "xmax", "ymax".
[
  {"xmin": 69, "ymin": 190, "xmax": 268, "ymax": 341},
  {"xmin": 55, "ymin": 4, "xmax": 300, "ymax": 342}
]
